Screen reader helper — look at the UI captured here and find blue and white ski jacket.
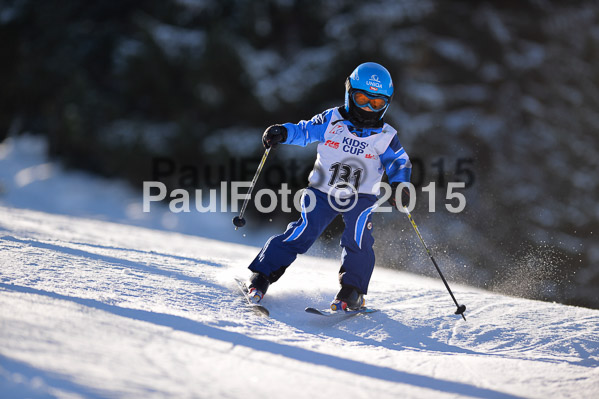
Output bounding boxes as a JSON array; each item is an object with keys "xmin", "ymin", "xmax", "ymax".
[{"xmin": 282, "ymin": 107, "xmax": 411, "ymax": 197}]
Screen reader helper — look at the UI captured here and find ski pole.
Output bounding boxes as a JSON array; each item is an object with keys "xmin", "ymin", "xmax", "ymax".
[
  {"xmin": 233, "ymin": 147, "xmax": 271, "ymax": 230},
  {"xmin": 402, "ymin": 206, "xmax": 467, "ymax": 320}
]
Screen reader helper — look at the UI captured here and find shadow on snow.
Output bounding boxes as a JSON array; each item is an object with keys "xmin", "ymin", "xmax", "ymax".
[
  {"xmin": 1, "ymin": 235, "xmax": 222, "ymax": 285},
  {"xmin": 1, "ymin": 283, "xmax": 524, "ymax": 399}
]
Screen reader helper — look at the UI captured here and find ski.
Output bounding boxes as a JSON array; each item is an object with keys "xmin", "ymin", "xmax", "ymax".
[
  {"xmin": 234, "ymin": 278, "xmax": 269, "ymax": 317},
  {"xmin": 305, "ymin": 306, "xmax": 378, "ymax": 317}
]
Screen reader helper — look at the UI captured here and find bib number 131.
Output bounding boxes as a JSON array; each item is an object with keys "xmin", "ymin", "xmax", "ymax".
[{"xmin": 329, "ymin": 162, "xmax": 363, "ymax": 191}]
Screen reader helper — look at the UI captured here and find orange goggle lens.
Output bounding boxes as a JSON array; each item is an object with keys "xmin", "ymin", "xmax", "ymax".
[{"xmin": 352, "ymin": 91, "xmax": 388, "ymax": 111}]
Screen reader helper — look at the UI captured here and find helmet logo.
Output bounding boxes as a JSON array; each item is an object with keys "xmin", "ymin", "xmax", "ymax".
[{"xmin": 366, "ymin": 74, "xmax": 383, "ymax": 90}]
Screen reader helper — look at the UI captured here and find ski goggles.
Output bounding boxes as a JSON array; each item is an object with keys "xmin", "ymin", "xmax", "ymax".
[{"xmin": 352, "ymin": 90, "xmax": 389, "ymax": 112}]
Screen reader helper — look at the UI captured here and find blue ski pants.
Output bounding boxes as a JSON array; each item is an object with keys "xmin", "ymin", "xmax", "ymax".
[{"xmin": 248, "ymin": 187, "xmax": 378, "ymax": 294}]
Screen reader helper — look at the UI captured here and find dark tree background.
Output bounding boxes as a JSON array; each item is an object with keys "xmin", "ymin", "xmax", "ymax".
[{"xmin": 1, "ymin": 0, "xmax": 598, "ymax": 308}]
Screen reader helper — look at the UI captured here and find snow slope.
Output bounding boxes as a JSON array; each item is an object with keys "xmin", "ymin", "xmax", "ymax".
[
  {"xmin": 0, "ymin": 134, "xmax": 275, "ymax": 246},
  {"xmin": 1, "ymin": 206, "xmax": 598, "ymax": 399}
]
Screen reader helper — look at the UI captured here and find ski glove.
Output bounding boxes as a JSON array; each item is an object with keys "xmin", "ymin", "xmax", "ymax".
[
  {"xmin": 262, "ymin": 125, "xmax": 288, "ymax": 149},
  {"xmin": 388, "ymin": 182, "xmax": 411, "ymax": 210}
]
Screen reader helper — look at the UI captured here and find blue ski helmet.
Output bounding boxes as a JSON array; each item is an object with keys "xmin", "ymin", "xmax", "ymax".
[{"xmin": 344, "ymin": 62, "xmax": 394, "ymax": 125}]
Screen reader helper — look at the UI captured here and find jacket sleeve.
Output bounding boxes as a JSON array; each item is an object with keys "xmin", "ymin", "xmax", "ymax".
[
  {"xmin": 380, "ymin": 134, "xmax": 412, "ymax": 183},
  {"xmin": 281, "ymin": 109, "xmax": 331, "ymax": 147}
]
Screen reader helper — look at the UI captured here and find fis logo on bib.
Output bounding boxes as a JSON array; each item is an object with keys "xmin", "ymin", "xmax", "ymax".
[
  {"xmin": 324, "ymin": 140, "xmax": 340, "ymax": 149},
  {"xmin": 342, "ymin": 137, "xmax": 367, "ymax": 155}
]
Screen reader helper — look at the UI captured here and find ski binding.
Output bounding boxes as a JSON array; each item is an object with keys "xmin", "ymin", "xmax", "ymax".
[{"xmin": 235, "ymin": 278, "xmax": 269, "ymax": 317}]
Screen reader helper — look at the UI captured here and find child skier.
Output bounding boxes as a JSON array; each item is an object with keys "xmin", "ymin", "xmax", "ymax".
[{"xmin": 246, "ymin": 62, "xmax": 412, "ymax": 311}]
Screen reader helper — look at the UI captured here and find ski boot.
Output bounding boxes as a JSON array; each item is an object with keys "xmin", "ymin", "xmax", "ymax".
[
  {"xmin": 331, "ymin": 285, "xmax": 365, "ymax": 311},
  {"xmin": 247, "ymin": 287, "xmax": 264, "ymax": 303},
  {"xmin": 248, "ymin": 272, "xmax": 270, "ymax": 304}
]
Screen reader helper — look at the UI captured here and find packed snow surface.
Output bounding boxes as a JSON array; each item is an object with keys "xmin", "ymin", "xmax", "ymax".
[
  {"xmin": 1, "ymin": 206, "xmax": 598, "ymax": 398},
  {"xmin": 0, "ymin": 134, "xmax": 275, "ymax": 247}
]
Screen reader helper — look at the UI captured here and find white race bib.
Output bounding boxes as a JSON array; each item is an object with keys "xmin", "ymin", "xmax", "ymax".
[{"xmin": 308, "ymin": 109, "xmax": 396, "ymax": 197}]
